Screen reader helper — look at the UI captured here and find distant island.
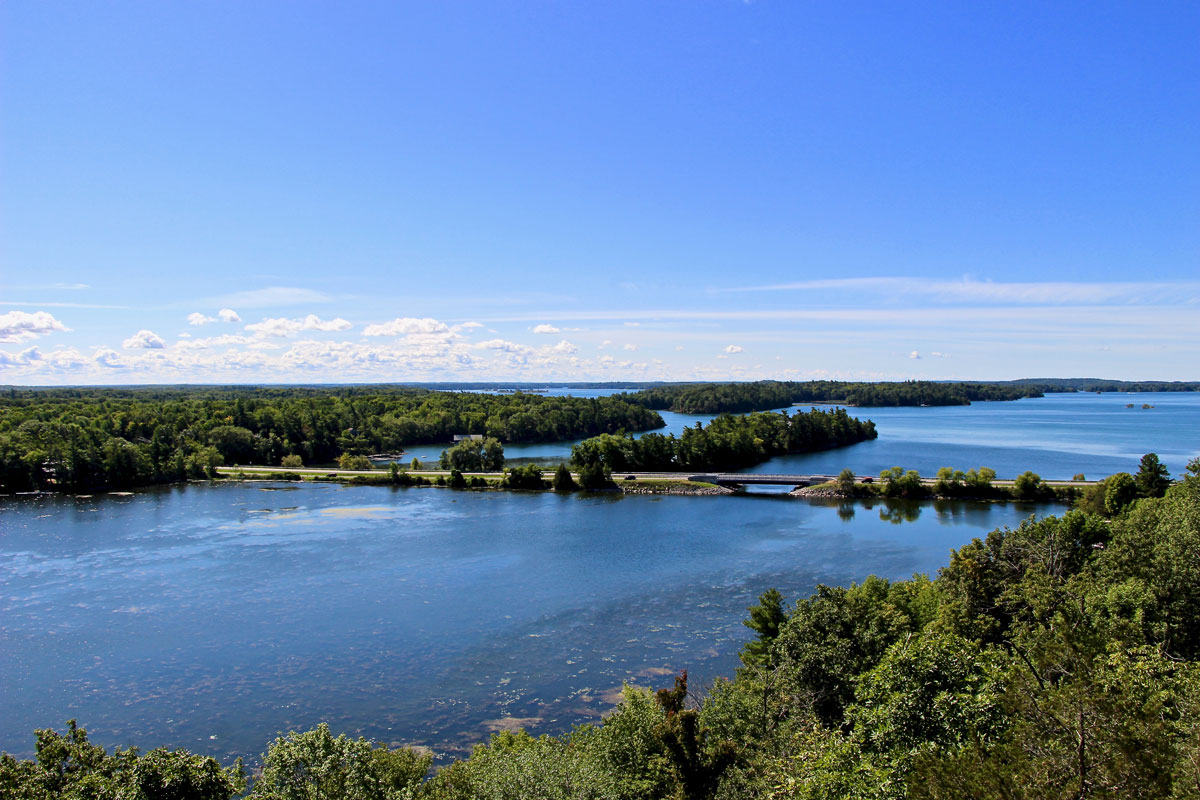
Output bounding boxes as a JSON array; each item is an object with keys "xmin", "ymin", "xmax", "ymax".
[{"xmin": 617, "ymin": 379, "xmax": 1199, "ymax": 415}]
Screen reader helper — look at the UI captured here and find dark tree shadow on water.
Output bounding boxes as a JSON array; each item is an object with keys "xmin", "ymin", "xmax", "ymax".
[{"xmin": 879, "ymin": 498, "xmax": 922, "ymax": 524}]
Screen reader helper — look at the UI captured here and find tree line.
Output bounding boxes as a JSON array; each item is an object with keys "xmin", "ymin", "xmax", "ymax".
[
  {"xmin": 620, "ymin": 380, "xmax": 1047, "ymax": 414},
  {"xmin": 822, "ymin": 453, "xmax": 1174, "ymax": 510},
  {"xmin": 570, "ymin": 407, "xmax": 877, "ymax": 473},
  {"xmin": 1010, "ymin": 378, "xmax": 1200, "ymax": 393},
  {"xmin": 0, "ymin": 388, "xmax": 662, "ymax": 492},
  {"xmin": 5, "ymin": 458, "xmax": 1199, "ymax": 799}
]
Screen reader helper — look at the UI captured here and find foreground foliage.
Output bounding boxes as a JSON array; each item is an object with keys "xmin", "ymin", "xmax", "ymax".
[
  {"xmin": 0, "ymin": 720, "xmax": 245, "ymax": 800},
  {"xmin": 5, "ymin": 460, "xmax": 1199, "ymax": 799}
]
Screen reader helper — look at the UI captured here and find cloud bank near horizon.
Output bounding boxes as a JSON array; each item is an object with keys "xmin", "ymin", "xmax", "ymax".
[{"xmin": 2, "ymin": 275, "xmax": 1197, "ymax": 384}]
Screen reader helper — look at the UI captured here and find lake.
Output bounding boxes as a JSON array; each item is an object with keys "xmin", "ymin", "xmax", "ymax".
[{"xmin": 4, "ymin": 484, "xmax": 1046, "ymax": 764}]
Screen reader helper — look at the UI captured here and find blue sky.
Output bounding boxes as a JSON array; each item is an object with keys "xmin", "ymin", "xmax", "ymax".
[{"xmin": 2, "ymin": 1, "xmax": 1197, "ymax": 384}]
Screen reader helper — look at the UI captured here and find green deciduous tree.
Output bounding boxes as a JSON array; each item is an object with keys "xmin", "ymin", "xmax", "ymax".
[
  {"xmin": 439, "ymin": 438, "xmax": 504, "ymax": 472},
  {"xmin": 248, "ymin": 723, "xmax": 428, "ymax": 800},
  {"xmin": 501, "ymin": 465, "xmax": 545, "ymax": 490},
  {"xmin": 337, "ymin": 453, "xmax": 372, "ymax": 471},
  {"xmin": 964, "ymin": 466, "xmax": 996, "ymax": 491},
  {"xmin": 932, "ymin": 467, "xmax": 965, "ymax": 497},
  {"xmin": 1012, "ymin": 471, "xmax": 1047, "ymax": 501},
  {"xmin": 1104, "ymin": 472, "xmax": 1138, "ymax": 515},
  {"xmin": 0, "ymin": 720, "xmax": 244, "ymax": 800},
  {"xmin": 850, "ymin": 630, "xmax": 1007, "ymax": 758}
]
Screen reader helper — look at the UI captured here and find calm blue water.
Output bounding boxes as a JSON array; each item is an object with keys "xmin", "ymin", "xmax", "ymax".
[
  {"xmin": 401, "ymin": 391, "xmax": 1198, "ymax": 480},
  {"xmin": 748, "ymin": 392, "xmax": 1199, "ymax": 480},
  {"xmin": 1, "ymin": 483, "xmax": 1047, "ymax": 763}
]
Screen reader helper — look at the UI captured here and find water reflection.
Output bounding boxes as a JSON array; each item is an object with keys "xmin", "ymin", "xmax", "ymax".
[{"xmin": 878, "ymin": 499, "xmax": 923, "ymax": 525}]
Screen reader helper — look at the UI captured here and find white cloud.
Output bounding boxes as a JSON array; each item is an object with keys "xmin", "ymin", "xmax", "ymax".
[
  {"xmin": 532, "ymin": 324, "xmax": 561, "ymax": 334},
  {"xmin": 362, "ymin": 317, "xmax": 450, "ymax": 337},
  {"xmin": 123, "ymin": 330, "xmax": 166, "ymax": 349},
  {"xmin": 93, "ymin": 347, "xmax": 125, "ymax": 367},
  {"xmin": 476, "ymin": 339, "xmax": 533, "ymax": 354},
  {"xmin": 246, "ymin": 314, "xmax": 352, "ymax": 338},
  {"xmin": 0, "ymin": 310, "xmax": 71, "ymax": 343},
  {"xmin": 550, "ymin": 340, "xmax": 578, "ymax": 354},
  {"xmin": 209, "ymin": 286, "xmax": 333, "ymax": 309},
  {"xmin": 173, "ymin": 334, "xmax": 255, "ymax": 351},
  {"xmin": 0, "ymin": 346, "xmax": 40, "ymax": 367},
  {"xmin": 724, "ymin": 345, "xmax": 743, "ymax": 354},
  {"xmin": 909, "ymin": 350, "xmax": 922, "ymax": 359},
  {"xmin": 46, "ymin": 348, "xmax": 88, "ymax": 369},
  {"xmin": 0, "ymin": 346, "xmax": 91, "ymax": 372},
  {"xmin": 190, "ymin": 308, "xmax": 241, "ymax": 325},
  {"xmin": 623, "ymin": 343, "xmax": 639, "ymax": 351}
]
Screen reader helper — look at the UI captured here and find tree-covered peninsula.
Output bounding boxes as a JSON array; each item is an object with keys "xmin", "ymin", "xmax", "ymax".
[
  {"xmin": 621, "ymin": 380, "xmax": 1046, "ymax": 415},
  {"xmin": 4, "ymin": 460, "xmax": 1198, "ymax": 799},
  {"xmin": 0, "ymin": 387, "xmax": 663, "ymax": 493},
  {"xmin": 570, "ymin": 407, "xmax": 877, "ymax": 473}
]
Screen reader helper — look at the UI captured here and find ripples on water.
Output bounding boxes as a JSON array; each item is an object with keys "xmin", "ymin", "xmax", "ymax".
[{"xmin": 2, "ymin": 482, "xmax": 1050, "ymax": 763}]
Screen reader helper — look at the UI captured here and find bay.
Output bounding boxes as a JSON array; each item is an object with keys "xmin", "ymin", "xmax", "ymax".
[{"xmin": 3, "ymin": 483, "xmax": 1044, "ymax": 763}]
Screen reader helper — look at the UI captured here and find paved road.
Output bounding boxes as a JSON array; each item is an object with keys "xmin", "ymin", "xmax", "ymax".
[{"xmin": 216, "ymin": 465, "xmax": 1102, "ymax": 486}]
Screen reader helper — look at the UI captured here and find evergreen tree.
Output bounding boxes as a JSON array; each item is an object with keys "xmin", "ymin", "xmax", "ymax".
[
  {"xmin": 1135, "ymin": 452, "xmax": 1170, "ymax": 497},
  {"xmin": 741, "ymin": 588, "xmax": 787, "ymax": 667},
  {"xmin": 552, "ymin": 463, "xmax": 577, "ymax": 491}
]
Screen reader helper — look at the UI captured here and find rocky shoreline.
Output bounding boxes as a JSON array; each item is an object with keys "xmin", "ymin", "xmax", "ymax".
[{"xmin": 620, "ymin": 483, "xmax": 735, "ymax": 496}]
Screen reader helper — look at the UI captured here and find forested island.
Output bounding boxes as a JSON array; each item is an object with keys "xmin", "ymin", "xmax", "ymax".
[
  {"xmin": 620, "ymin": 381, "xmax": 1045, "ymax": 415},
  {"xmin": 570, "ymin": 408, "xmax": 877, "ymax": 473},
  {"xmin": 1012, "ymin": 378, "xmax": 1200, "ymax": 393},
  {"xmin": 3, "ymin": 459, "xmax": 1197, "ymax": 799},
  {"xmin": 620, "ymin": 379, "xmax": 1200, "ymax": 415},
  {"xmin": 0, "ymin": 387, "xmax": 662, "ymax": 493}
]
